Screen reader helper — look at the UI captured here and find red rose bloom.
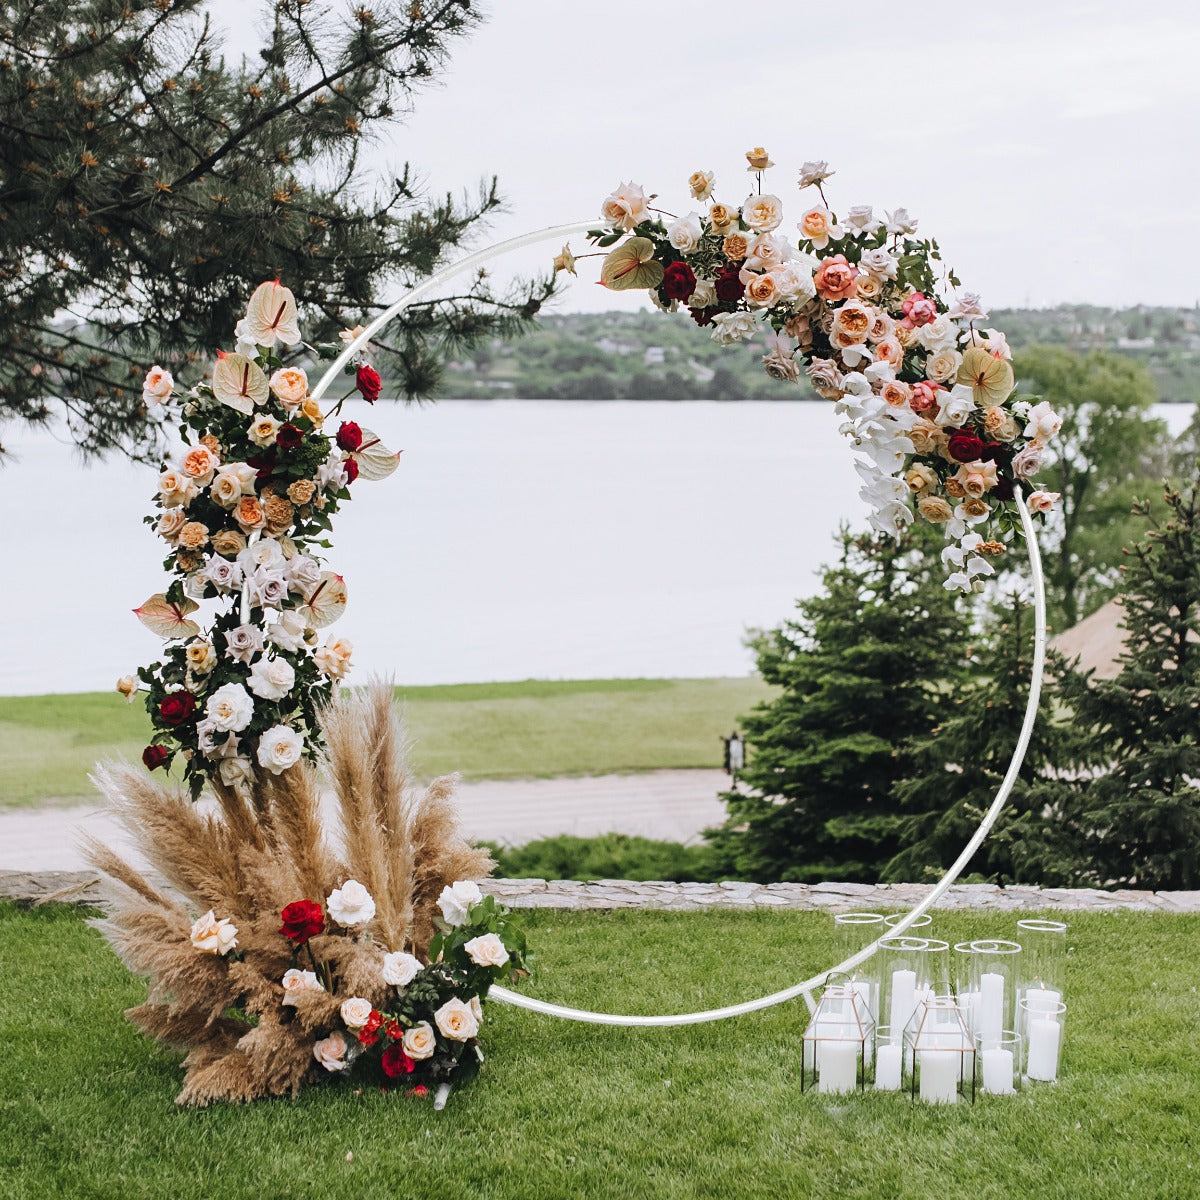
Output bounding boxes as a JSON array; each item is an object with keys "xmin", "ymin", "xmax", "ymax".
[
  {"xmin": 356, "ymin": 364, "xmax": 382, "ymax": 403},
  {"xmin": 714, "ymin": 267, "xmax": 745, "ymax": 304},
  {"xmin": 661, "ymin": 261, "xmax": 696, "ymax": 302},
  {"xmin": 384, "ymin": 1020, "xmax": 404, "ymax": 1040},
  {"xmin": 276, "ymin": 423, "xmax": 304, "ymax": 451},
  {"xmin": 336, "ymin": 421, "xmax": 364, "ymax": 452},
  {"xmin": 947, "ymin": 432, "xmax": 986, "ymax": 463},
  {"xmin": 381, "ymin": 1045, "xmax": 416, "ymax": 1078},
  {"xmin": 358, "ymin": 1029, "xmax": 379, "ymax": 1047},
  {"xmin": 159, "ymin": 691, "xmax": 196, "ymax": 726},
  {"xmin": 344, "ymin": 456, "xmax": 359, "ymax": 484},
  {"xmin": 688, "ymin": 306, "xmax": 716, "ymax": 327},
  {"xmin": 142, "ymin": 745, "xmax": 169, "ymax": 770},
  {"xmin": 279, "ymin": 899, "xmax": 324, "ymax": 945}
]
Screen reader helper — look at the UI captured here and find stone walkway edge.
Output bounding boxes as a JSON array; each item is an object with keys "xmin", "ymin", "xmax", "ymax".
[{"xmin": 3, "ymin": 871, "xmax": 1198, "ymax": 913}]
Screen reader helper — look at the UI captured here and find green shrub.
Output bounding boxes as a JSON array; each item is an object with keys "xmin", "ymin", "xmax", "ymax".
[{"xmin": 485, "ymin": 833, "xmax": 723, "ymax": 882}]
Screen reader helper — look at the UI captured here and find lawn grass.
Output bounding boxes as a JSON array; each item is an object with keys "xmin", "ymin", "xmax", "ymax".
[
  {"xmin": 2, "ymin": 903, "xmax": 1197, "ymax": 1199},
  {"xmin": 0, "ymin": 675, "xmax": 771, "ymax": 806}
]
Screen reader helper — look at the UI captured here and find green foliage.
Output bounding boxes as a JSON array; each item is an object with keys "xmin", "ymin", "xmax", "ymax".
[
  {"xmin": 1012, "ymin": 347, "xmax": 1168, "ymax": 630},
  {"xmin": 884, "ymin": 592, "xmax": 1071, "ymax": 884},
  {"xmin": 1042, "ymin": 479, "xmax": 1200, "ymax": 889},
  {"xmin": 0, "ymin": 0, "xmax": 554, "ymax": 458},
  {"xmin": 486, "ymin": 833, "xmax": 721, "ymax": 883},
  {"xmin": 3, "ymin": 902, "xmax": 1200, "ymax": 1200},
  {"xmin": 706, "ymin": 526, "xmax": 972, "ymax": 883}
]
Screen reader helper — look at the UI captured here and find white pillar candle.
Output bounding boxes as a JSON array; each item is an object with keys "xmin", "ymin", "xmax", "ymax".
[
  {"xmin": 889, "ymin": 969, "xmax": 917, "ymax": 1045},
  {"xmin": 958, "ymin": 989, "xmax": 979, "ymax": 1037},
  {"xmin": 1023, "ymin": 987, "xmax": 1062, "ymax": 1020},
  {"xmin": 978, "ymin": 972, "xmax": 1005, "ymax": 1049},
  {"xmin": 918, "ymin": 1051, "xmax": 959, "ymax": 1105},
  {"xmin": 981, "ymin": 1046, "xmax": 1016, "ymax": 1095},
  {"xmin": 818, "ymin": 1040, "xmax": 859, "ymax": 1094},
  {"xmin": 1027, "ymin": 1018, "xmax": 1062, "ymax": 1082},
  {"xmin": 874, "ymin": 1042, "xmax": 902, "ymax": 1091}
]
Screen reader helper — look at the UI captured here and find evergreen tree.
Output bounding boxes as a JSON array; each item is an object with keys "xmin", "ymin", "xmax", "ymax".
[
  {"xmin": 0, "ymin": 0, "xmax": 552, "ymax": 459},
  {"xmin": 706, "ymin": 526, "xmax": 971, "ymax": 883},
  {"xmin": 883, "ymin": 591, "xmax": 1070, "ymax": 884},
  {"xmin": 1045, "ymin": 479, "xmax": 1200, "ymax": 890}
]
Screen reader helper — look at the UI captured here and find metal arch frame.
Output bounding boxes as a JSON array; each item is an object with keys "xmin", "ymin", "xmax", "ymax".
[{"xmin": 310, "ymin": 222, "xmax": 1049, "ymax": 1028}]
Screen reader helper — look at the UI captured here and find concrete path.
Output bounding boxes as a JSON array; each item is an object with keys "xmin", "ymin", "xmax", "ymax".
[{"xmin": 0, "ymin": 769, "xmax": 730, "ymax": 873}]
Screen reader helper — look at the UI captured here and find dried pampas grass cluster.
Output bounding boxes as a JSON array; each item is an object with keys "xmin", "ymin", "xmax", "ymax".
[{"xmin": 86, "ymin": 684, "xmax": 492, "ymax": 1106}]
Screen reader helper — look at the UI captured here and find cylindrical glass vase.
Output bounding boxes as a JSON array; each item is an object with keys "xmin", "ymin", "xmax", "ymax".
[
  {"xmin": 977, "ymin": 1029, "xmax": 1022, "ymax": 1096},
  {"xmin": 1020, "ymin": 996, "xmax": 1067, "ymax": 1083},
  {"xmin": 1017, "ymin": 918, "xmax": 1068, "ymax": 996},
  {"xmin": 832, "ymin": 912, "xmax": 885, "ymax": 1021},
  {"xmin": 970, "ymin": 939, "xmax": 1022, "ymax": 1051}
]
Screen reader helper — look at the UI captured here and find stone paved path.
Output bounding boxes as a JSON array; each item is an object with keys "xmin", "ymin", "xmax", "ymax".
[{"xmin": 0, "ymin": 769, "xmax": 730, "ymax": 873}]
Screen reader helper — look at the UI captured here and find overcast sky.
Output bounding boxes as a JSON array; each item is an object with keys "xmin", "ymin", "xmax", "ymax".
[{"xmin": 220, "ymin": 0, "xmax": 1199, "ymax": 312}]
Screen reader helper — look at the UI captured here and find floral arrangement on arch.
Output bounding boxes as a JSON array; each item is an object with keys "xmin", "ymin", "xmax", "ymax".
[
  {"xmin": 119, "ymin": 281, "xmax": 398, "ymax": 799},
  {"xmin": 578, "ymin": 152, "xmax": 1061, "ymax": 591}
]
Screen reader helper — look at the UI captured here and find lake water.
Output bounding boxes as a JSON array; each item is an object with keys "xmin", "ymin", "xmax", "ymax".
[{"xmin": 4, "ymin": 400, "xmax": 1193, "ymax": 695}]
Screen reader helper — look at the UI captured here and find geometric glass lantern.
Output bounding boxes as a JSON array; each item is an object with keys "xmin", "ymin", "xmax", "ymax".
[
  {"xmin": 801, "ymin": 981, "xmax": 876, "ymax": 1096},
  {"xmin": 903, "ymin": 994, "xmax": 976, "ymax": 1105}
]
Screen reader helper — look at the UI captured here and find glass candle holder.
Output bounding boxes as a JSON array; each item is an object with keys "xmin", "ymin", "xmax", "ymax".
[
  {"xmin": 1020, "ymin": 996, "xmax": 1067, "ymax": 1083},
  {"xmin": 977, "ymin": 1029, "xmax": 1022, "ymax": 1096},
  {"xmin": 802, "ymin": 983, "xmax": 874, "ymax": 1096},
  {"xmin": 877, "ymin": 936, "xmax": 931, "ymax": 1051},
  {"xmin": 905, "ymin": 995, "xmax": 975, "ymax": 1105},
  {"xmin": 1017, "ymin": 918, "xmax": 1068, "ymax": 997},
  {"xmin": 884, "ymin": 912, "xmax": 933, "ymax": 933},
  {"xmin": 952, "ymin": 940, "xmax": 989, "ymax": 1038},
  {"xmin": 832, "ymin": 912, "xmax": 885, "ymax": 1021},
  {"xmin": 969, "ymin": 939, "xmax": 1022, "ymax": 1051}
]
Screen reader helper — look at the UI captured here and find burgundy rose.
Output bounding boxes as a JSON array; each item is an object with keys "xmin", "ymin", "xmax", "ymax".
[
  {"xmin": 381, "ymin": 1044, "xmax": 416, "ymax": 1078},
  {"xmin": 344, "ymin": 456, "xmax": 360, "ymax": 484},
  {"xmin": 688, "ymin": 306, "xmax": 716, "ymax": 327},
  {"xmin": 279, "ymin": 899, "xmax": 324, "ymax": 945},
  {"xmin": 276, "ymin": 423, "xmax": 304, "ymax": 451},
  {"xmin": 356, "ymin": 364, "xmax": 382, "ymax": 403},
  {"xmin": 994, "ymin": 475, "xmax": 1015, "ymax": 501},
  {"xmin": 142, "ymin": 744, "xmax": 169, "ymax": 770},
  {"xmin": 661, "ymin": 261, "xmax": 697, "ymax": 302},
  {"xmin": 159, "ymin": 691, "xmax": 196, "ymax": 726},
  {"xmin": 336, "ymin": 421, "xmax": 364, "ymax": 452},
  {"xmin": 947, "ymin": 432, "xmax": 986, "ymax": 463},
  {"xmin": 714, "ymin": 267, "xmax": 745, "ymax": 304}
]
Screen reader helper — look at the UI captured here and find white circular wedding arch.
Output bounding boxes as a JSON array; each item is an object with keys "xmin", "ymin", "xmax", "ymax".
[{"xmin": 310, "ymin": 223, "xmax": 1049, "ymax": 1026}]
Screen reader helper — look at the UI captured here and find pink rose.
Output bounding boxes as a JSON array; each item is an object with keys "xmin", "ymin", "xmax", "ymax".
[
  {"xmin": 1012, "ymin": 444, "xmax": 1046, "ymax": 479},
  {"xmin": 900, "ymin": 291, "xmax": 938, "ymax": 329},
  {"xmin": 909, "ymin": 380, "xmax": 944, "ymax": 416},
  {"xmin": 813, "ymin": 255, "xmax": 859, "ymax": 301},
  {"xmin": 1027, "ymin": 489, "xmax": 1060, "ymax": 513}
]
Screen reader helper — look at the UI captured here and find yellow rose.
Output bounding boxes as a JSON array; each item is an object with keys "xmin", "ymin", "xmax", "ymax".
[
  {"xmin": 301, "ymin": 397, "xmax": 324, "ymax": 426},
  {"xmin": 917, "ymin": 496, "xmax": 954, "ymax": 523},
  {"xmin": 709, "ymin": 203, "xmax": 738, "ymax": 235},
  {"xmin": 905, "ymin": 465, "xmax": 938, "ymax": 493}
]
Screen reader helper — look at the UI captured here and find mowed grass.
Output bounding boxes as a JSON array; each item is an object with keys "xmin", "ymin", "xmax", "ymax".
[
  {"xmin": 0, "ymin": 676, "xmax": 772, "ymax": 806},
  {"xmin": 1, "ymin": 903, "xmax": 1197, "ymax": 1200}
]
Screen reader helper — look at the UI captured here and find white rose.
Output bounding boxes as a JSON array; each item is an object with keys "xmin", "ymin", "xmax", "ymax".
[
  {"xmin": 224, "ymin": 624, "xmax": 264, "ymax": 665},
  {"xmin": 686, "ymin": 278, "xmax": 717, "ymax": 309},
  {"xmin": 196, "ymin": 719, "xmax": 238, "ymax": 760},
  {"xmin": 600, "ymin": 181, "xmax": 649, "ymax": 231},
  {"xmin": 709, "ymin": 311, "xmax": 759, "ymax": 346},
  {"xmin": 1024, "ymin": 401, "xmax": 1062, "ymax": 444},
  {"xmin": 143, "ymin": 365, "xmax": 174, "ymax": 403},
  {"xmin": 935, "ymin": 384, "xmax": 977, "ymax": 428},
  {"xmin": 257, "ymin": 724, "xmax": 304, "ymax": 775},
  {"xmin": 666, "ymin": 212, "xmax": 703, "ymax": 253},
  {"xmin": 313, "ymin": 636, "xmax": 353, "ymax": 681},
  {"xmin": 769, "ymin": 261, "xmax": 816, "ymax": 302},
  {"xmin": 925, "ymin": 348, "xmax": 963, "ymax": 383},
  {"xmin": 287, "ymin": 554, "xmax": 322, "ymax": 590},
  {"xmin": 859, "ymin": 247, "xmax": 898, "ymax": 280},
  {"xmin": 203, "ymin": 554, "xmax": 243, "ymax": 593},
  {"xmin": 845, "ymin": 204, "xmax": 880, "ymax": 236},
  {"xmin": 314, "ymin": 452, "xmax": 349, "ymax": 494},
  {"xmin": 339, "ymin": 996, "xmax": 374, "ymax": 1031},
  {"xmin": 247, "ymin": 415, "xmax": 282, "ymax": 448},
  {"xmin": 433, "ymin": 997, "xmax": 480, "ymax": 1042},
  {"xmin": 158, "ymin": 469, "xmax": 198, "ymax": 509},
  {"xmin": 190, "ymin": 909, "xmax": 238, "ymax": 956},
  {"xmin": 217, "ymin": 756, "xmax": 254, "ymax": 788},
  {"xmin": 247, "ymin": 654, "xmax": 295, "ymax": 701},
  {"xmin": 313, "ymin": 1032, "xmax": 350, "ymax": 1072},
  {"xmin": 742, "ymin": 193, "xmax": 783, "ymax": 233},
  {"xmin": 381, "ymin": 950, "xmax": 423, "ymax": 988},
  {"xmin": 402, "ymin": 1021, "xmax": 436, "ymax": 1061},
  {"xmin": 210, "ymin": 464, "xmax": 257, "ymax": 509},
  {"xmin": 917, "ymin": 314, "xmax": 960, "ymax": 353},
  {"xmin": 947, "ymin": 291, "xmax": 989, "ymax": 322},
  {"xmin": 327, "ymin": 879, "xmax": 377, "ymax": 927},
  {"xmin": 205, "ymin": 682, "xmax": 255, "ymax": 733},
  {"xmin": 281, "ymin": 968, "xmax": 323, "ymax": 1007},
  {"xmin": 247, "ymin": 566, "xmax": 289, "ymax": 609},
  {"xmin": 437, "ymin": 880, "xmax": 483, "ymax": 927},
  {"xmin": 463, "ymin": 933, "xmax": 510, "ymax": 969},
  {"xmin": 267, "ymin": 609, "xmax": 308, "ymax": 652}
]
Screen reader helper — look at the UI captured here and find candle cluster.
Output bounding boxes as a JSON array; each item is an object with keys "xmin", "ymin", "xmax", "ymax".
[{"xmin": 801, "ymin": 914, "xmax": 1068, "ymax": 1104}]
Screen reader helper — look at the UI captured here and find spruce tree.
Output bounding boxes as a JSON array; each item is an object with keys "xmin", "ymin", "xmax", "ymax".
[
  {"xmin": 0, "ymin": 0, "xmax": 552, "ymax": 459},
  {"xmin": 883, "ymin": 591, "xmax": 1070, "ymax": 884},
  {"xmin": 1047, "ymin": 479, "xmax": 1200, "ymax": 890},
  {"xmin": 707, "ymin": 526, "xmax": 971, "ymax": 883}
]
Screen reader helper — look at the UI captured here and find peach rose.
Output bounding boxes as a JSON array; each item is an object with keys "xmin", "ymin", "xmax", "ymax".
[
  {"xmin": 982, "ymin": 406, "xmax": 1019, "ymax": 441},
  {"xmin": 235, "ymin": 496, "xmax": 265, "ymax": 532},
  {"xmin": 917, "ymin": 495, "xmax": 954, "ymax": 523},
  {"xmin": 158, "ymin": 468, "xmax": 197, "ymax": 509},
  {"xmin": 269, "ymin": 367, "xmax": 308, "ymax": 408},
  {"xmin": 873, "ymin": 336, "xmax": 905, "ymax": 368},
  {"xmin": 301, "ymin": 397, "xmax": 324, "ymax": 426},
  {"xmin": 600, "ymin": 181, "xmax": 649, "ymax": 231},
  {"xmin": 211, "ymin": 529, "xmax": 246, "ymax": 558},
  {"xmin": 178, "ymin": 521, "xmax": 209, "ymax": 550},
  {"xmin": 156, "ymin": 508, "xmax": 187, "ymax": 543},
  {"xmin": 722, "ymin": 231, "xmax": 751, "ymax": 261},
  {"xmin": 287, "ymin": 479, "xmax": 317, "ymax": 505},
  {"xmin": 798, "ymin": 206, "xmax": 839, "ymax": 250},
  {"xmin": 743, "ymin": 272, "xmax": 781, "ymax": 308},
  {"xmin": 880, "ymin": 379, "xmax": 912, "ymax": 407},
  {"xmin": 709, "ymin": 203, "xmax": 738, "ymax": 235},
  {"xmin": 954, "ymin": 459, "xmax": 999, "ymax": 497},
  {"xmin": 181, "ymin": 443, "xmax": 220, "ymax": 484},
  {"xmin": 960, "ymin": 497, "xmax": 991, "ymax": 518},
  {"xmin": 832, "ymin": 301, "xmax": 873, "ymax": 342},
  {"xmin": 869, "ymin": 312, "xmax": 896, "ymax": 343},
  {"xmin": 143, "ymin": 365, "xmax": 174, "ymax": 403},
  {"xmin": 813, "ymin": 255, "xmax": 858, "ymax": 301},
  {"xmin": 908, "ymin": 419, "xmax": 945, "ymax": 455},
  {"xmin": 944, "ymin": 476, "xmax": 967, "ymax": 497},
  {"xmin": 1027, "ymin": 490, "xmax": 1060, "ymax": 514}
]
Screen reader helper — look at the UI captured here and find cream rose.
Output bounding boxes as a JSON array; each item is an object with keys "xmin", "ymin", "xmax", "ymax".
[
  {"xmin": 917, "ymin": 495, "xmax": 954, "ymax": 523},
  {"xmin": 382, "ymin": 950, "xmax": 423, "ymax": 988},
  {"xmin": 270, "ymin": 366, "xmax": 309, "ymax": 409},
  {"xmin": 248, "ymin": 415, "xmax": 282, "ymax": 447},
  {"xmin": 709, "ymin": 311, "xmax": 758, "ymax": 345},
  {"xmin": 925, "ymin": 348, "xmax": 963, "ymax": 383},
  {"xmin": 158, "ymin": 469, "xmax": 198, "ymax": 509},
  {"xmin": 339, "ymin": 996, "xmax": 374, "ymax": 1031},
  {"xmin": 600, "ymin": 181, "xmax": 649, "ymax": 231},
  {"xmin": 904, "ymin": 465, "xmax": 938, "ymax": 493},
  {"xmin": 185, "ymin": 638, "xmax": 216, "ymax": 675},
  {"xmin": 798, "ymin": 206, "xmax": 839, "ymax": 250},
  {"xmin": 281, "ymin": 968, "xmax": 324, "ymax": 1007},
  {"xmin": 917, "ymin": 314, "xmax": 959, "ymax": 352},
  {"xmin": 982, "ymin": 406, "xmax": 1019, "ymax": 441},
  {"xmin": 217, "ymin": 756, "xmax": 254, "ymax": 788},
  {"xmin": 708, "ymin": 202, "xmax": 738, "ymax": 235},
  {"xmin": 210, "ymin": 463, "xmax": 258, "ymax": 510},
  {"xmin": 1024, "ymin": 401, "xmax": 1062, "ymax": 444},
  {"xmin": 402, "ymin": 1021, "xmax": 436, "ymax": 1061},
  {"xmin": 437, "ymin": 880, "xmax": 483, "ymax": 927},
  {"xmin": 313, "ymin": 1032, "xmax": 350, "ymax": 1072},
  {"xmin": 314, "ymin": 636, "xmax": 353, "ymax": 681},
  {"xmin": 667, "ymin": 213, "xmax": 703, "ymax": 253},
  {"xmin": 742, "ymin": 193, "xmax": 783, "ymax": 232},
  {"xmin": 327, "ymin": 879, "xmax": 376, "ymax": 927},
  {"xmin": 688, "ymin": 170, "xmax": 715, "ymax": 201},
  {"xmin": 687, "ymin": 278, "xmax": 717, "ymax": 309},
  {"xmin": 433, "ymin": 997, "xmax": 480, "ymax": 1043},
  {"xmin": 247, "ymin": 655, "xmax": 296, "ymax": 701},
  {"xmin": 190, "ymin": 909, "xmax": 238, "ymax": 956},
  {"xmin": 256, "ymin": 723, "xmax": 304, "ymax": 775},
  {"xmin": 464, "ymin": 933, "xmax": 510, "ymax": 969},
  {"xmin": 156, "ymin": 507, "xmax": 187, "ymax": 543},
  {"xmin": 143, "ymin": 365, "xmax": 174, "ymax": 404},
  {"xmin": 205, "ymin": 682, "xmax": 254, "ymax": 732}
]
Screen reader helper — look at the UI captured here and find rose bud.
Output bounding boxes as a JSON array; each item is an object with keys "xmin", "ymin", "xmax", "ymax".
[{"xmin": 356, "ymin": 364, "xmax": 382, "ymax": 403}]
